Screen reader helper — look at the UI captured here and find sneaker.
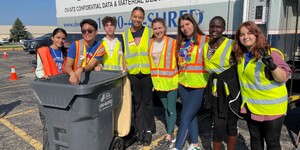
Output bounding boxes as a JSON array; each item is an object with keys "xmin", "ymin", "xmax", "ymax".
[
  {"xmin": 187, "ymin": 144, "xmax": 201, "ymax": 150},
  {"xmin": 155, "ymin": 139, "xmax": 171, "ymax": 150},
  {"xmin": 136, "ymin": 130, "xmax": 144, "ymax": 145},
  {"xmin": 143, "ymin": 131, "xmax": 152, "ymax": 146}
]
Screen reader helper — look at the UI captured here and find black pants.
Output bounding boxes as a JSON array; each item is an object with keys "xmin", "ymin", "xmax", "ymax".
[
  {"xmin": 128, "ymin": 73, "xmax": 155, "ymax": 132},
  {"xmin": 246, "ymin": 115, "xmax": 285, "ymax": 150},
  {"xmin": 212, "ymin": 98, "xmax": 238, "ymax": 142}
]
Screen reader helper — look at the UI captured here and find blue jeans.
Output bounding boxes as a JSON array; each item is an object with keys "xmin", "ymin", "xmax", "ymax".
[{"xmin": 175, "ymin": 84, "xmax": 204, "ymax": 149}]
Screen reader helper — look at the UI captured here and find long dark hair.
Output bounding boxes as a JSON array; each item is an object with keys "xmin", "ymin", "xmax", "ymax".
[
  {"xmin": 52, "ymin": 28, "xmax": 68, "ymax": 56},
  {"xmin": 233, "ymin": 21, "xmax": 270, "ymax": 62},
  {"xmin": 176, "ymin": 13, "xmax": 205, "ymax": 52}
]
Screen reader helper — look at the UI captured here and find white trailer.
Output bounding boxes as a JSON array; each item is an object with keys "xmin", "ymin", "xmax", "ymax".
[{"xmin": 55, "ymin": 0, "xmax": 300, "ymax": 83}]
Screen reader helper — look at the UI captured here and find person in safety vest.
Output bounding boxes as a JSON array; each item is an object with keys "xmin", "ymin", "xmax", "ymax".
[
  {"xmin": 35, "ymin": 28, "xmax": 67, "ymax": 79},
  {"xmin": 149, "ymin": 18, "xmax": 178, "ymax": 150},
  {"xmin": 64, "ymin": 19, "xmax": 106, "ymax": 85},
  {"xmin": 232, "ymin": 21, "xmax": 291, "ymax": 150},
  {"xmin": 121, "ymin": 6, "xmax": 155, "ymax": 146},
  {"xmin": 203, "ymin": 16, "xmax": 242, "ymax": 150},
  {"xmin": 101, "ymin": 16, "xmax": 132, "ymax": 138},
  {"xmin": 172, "ymin": 13, "xmax": 209, "ymax": 150},
  {"xmin": 35, "ymin": 28, "xmax": 68, "ymax": 150},
  {"xmin": 101, "ymin": 16, "xmax": 125, "ymax": 71}
]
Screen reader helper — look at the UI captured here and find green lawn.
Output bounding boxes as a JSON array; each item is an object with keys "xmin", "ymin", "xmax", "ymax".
[{"xmin": 0, "ymin": 43, "xmax": 23, "ymax": 50}]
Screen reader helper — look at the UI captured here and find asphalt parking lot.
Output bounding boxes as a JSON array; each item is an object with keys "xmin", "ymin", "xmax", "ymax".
[{"xmin": 0, "ymin": 50, "xmax": 297, "ymax": 150}]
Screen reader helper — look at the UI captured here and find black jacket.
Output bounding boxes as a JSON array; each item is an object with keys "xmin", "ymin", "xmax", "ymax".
[{"xmin": 204, "ymin": 65, "xmax": 242, "ymax": 119}]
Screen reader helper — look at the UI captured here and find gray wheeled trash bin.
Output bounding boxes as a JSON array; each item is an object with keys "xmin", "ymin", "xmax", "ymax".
[{"xmin": 30, "ymin": 71, "xmax": 126, "ymax": 150}]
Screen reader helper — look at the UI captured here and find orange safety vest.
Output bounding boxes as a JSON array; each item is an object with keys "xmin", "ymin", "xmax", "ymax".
[
  {"xmin": 37, "ymin": 46, "xmax": 66, "ymax": 76},
  {"xmin": 73, "ymin": 39, "xmax": 106, "ymax": 70},
  {"xmin": 149, "ymin": 36, "xmax": 178, "ymax": 91},
  {"xmin": 178, "ymin": 35, "xmax": 209, "ymax": 88}
]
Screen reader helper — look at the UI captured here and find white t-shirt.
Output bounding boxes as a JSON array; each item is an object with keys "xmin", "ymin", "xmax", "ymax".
[
  {"xmin": 152, "ymin": 39, "xmax": 165, "ymax": 66},
  {"xmin": 102, "ymin": 37, "xmax": 120, "ymax": 58}
]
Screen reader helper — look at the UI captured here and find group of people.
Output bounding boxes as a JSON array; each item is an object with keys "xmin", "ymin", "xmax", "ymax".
[{"xmin": 36, "ymin": 6, "xmax": 291, "ymax": 150}]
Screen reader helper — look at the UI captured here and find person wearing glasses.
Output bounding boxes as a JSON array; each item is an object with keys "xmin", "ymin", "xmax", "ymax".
[
  {"xmin": 122, "ymin": 6, "xmax": 155, "ymax": 146},
  {"xmin": 64, "ymin": 19, "xmax": 106, "ymax": 85}
]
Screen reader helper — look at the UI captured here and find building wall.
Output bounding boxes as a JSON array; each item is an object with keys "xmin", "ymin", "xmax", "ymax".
[{"xmin": 0, "ymin": 25, "xmax": 57, "ymax": 40}]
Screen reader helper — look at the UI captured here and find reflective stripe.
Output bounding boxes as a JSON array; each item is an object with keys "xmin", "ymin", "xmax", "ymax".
[
  {"xmin": 127, "ymin": 63, "xmax": 150, "ymax": 70},
  {"xmin": 196, "ymin": 37, "xmax": 206, "ymax": 63},
  {"xmin": 219, "ymin": 40, "xmax": 232, "ymax": 68},
  {"xmin": 243, "ymin": 60, "xmax": 284, "ymax": 90},
  {"xmin": 181, "ymin": 65, "xmax": 205, "ymax": 71},
  {"xmin": 151, "ymin": 70, "xmax": 176, "ymax": 76},
  {"xmin": 102, "ymin": 40, "xmax": 122, "ymax": 71},
  {"xmin": 165, "ymin": 38, "xmax": 173, "ymax": 68},
  {"xmin": 124, "ymin": 29, "xmax": 130, "ymax": 56},
  {"xmin": 103, "ymin": 65, "xmax": 121, "ymax": 70},
  {"xmin": 247, "ymin": 95, "xmax": 287, "ymax": 105},
  {"xmin": 205, "ymin": 38, "xmax": 233, "ymax": 74},
  {"xmin": 75, "ymin": 39, "xmax": 84, "ymax": 69}
]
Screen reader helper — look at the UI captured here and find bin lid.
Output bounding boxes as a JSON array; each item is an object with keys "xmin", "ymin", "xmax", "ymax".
[{"xmin": 30, "ymin": 71, "xmax": 126, "ymax": 108}]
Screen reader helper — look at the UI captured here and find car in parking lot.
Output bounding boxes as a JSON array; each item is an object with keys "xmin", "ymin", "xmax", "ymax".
[{"xmin": 23, "ymin": 33, "xmax": 52, "ymax": 54}]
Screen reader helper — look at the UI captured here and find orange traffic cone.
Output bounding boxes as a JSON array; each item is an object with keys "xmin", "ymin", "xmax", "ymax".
[
  {"xmin": 31, "ymin": 67, "xmax": 35, "ymax": 73},
  {"xmin": 9, "ymin": 66, "xmax": 19, "ymax": 80},
  {"xmin": 3, "ymin": 51, "xmax": 7, "ymax": 58}
]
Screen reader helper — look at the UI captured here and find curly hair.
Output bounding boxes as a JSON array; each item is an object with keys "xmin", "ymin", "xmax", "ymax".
[
  {"xmin": 233, "ymin": 21, "xmax": 271, "ymax": 62},
  {"xmin": 102, "ymin": 16, "xmax": 117, "ymax": 27}
]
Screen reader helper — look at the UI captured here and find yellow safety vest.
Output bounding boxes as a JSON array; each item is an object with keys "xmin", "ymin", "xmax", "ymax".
[
  {"xmin": 73, "ymin": 39, "xmax": 105, "ymax": 70},
  {"xmin": 204, "ymin": 38, "xmax": 233, "ymax": 74},
  {"xmin": 237, "ymin": 48, "xmax": 288, "ymax": 115},
  {"xmin": 122, "ymin": 27, "xmax": 151, "ymax": 75},
  {"xmin": 102, "ymin": 40, "xmax": 123, "ymax": 71},
  {"xmin": 149, "ymin": 37, "xmax": 178, "ymax": 91},
  {"xmin": 178, "ymin": 35, "xmax": 209, "ymax": 88}
]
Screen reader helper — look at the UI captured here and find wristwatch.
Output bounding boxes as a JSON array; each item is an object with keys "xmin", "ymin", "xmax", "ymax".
[{"xmin": 82, "ymin": 67, "xmax": 85, "ymax": 72}]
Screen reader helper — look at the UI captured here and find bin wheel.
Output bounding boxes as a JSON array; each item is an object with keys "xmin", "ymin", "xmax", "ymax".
[{"xmin": 110, "ymin": 137, "xmax": 124, "ymax": 150}]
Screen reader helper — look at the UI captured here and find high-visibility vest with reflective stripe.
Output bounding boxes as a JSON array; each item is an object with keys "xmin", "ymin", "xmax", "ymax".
[
  {"xmin": 102, "ymin": 40, "xmax": 122, "ymax": 71},
  {"xmin": 237, "ymin": 48, "xmax": 288, "ymax": 115},
  {"xmin": 37, "ymin": 46, "xmax": 66, "ymax": 76},
  {"xmin": 73, "ymin": 39, "xmax": 105, "ymax": 70},
  {"xmin": 204, "ymin": 38, "xmax": 233, "ymax": 74},
  {"xmin": 149, "ymin": 37, "xmax": 178, "ymax": 91},
  {"xmin": 122, "ymin": 27, "xmax": 151, "ymax": 75},
  {"xmin": 178, "ymin": 35, "xmax": 209, "ymax": 88}
]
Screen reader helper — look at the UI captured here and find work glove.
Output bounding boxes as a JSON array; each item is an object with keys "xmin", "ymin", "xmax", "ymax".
[{"xmin": 260, "ymin": 49, "xmax": 277, "ymax": 71}]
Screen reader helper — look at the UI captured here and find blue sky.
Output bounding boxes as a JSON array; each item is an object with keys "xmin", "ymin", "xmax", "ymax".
[{"xmin": 0, "ymin": 0, "xmax": 57, "ymax": 26}]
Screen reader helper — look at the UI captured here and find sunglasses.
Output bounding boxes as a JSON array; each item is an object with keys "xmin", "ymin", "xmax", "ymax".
[{"xmin": 81, "ymin": 29, "xmax": 94, "ymax": 34}]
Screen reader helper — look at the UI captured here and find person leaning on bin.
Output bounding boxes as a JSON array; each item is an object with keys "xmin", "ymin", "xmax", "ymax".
[
  {"xmin": 35, "ymin": 27, "xmax": 68, "ymax": 150},
  {"xmin": 64, "ymin": 19, "xmax": 106, "ymax": 85},
  {"xmin": 101, "ymin": 16, "xmax": 132, "ymax": 138},
  {"xmin": 232, "ymin": 21, "xmax": 291, "ymax": 150}
]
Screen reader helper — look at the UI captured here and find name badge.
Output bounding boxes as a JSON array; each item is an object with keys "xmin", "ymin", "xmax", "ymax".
[
  {"xmin": 79, "ymin": 55, "xmax": 85, "ymax": 60},
  {"xmin": 128, "ymin": 41, "xmax": 135, "ymax": 46}
]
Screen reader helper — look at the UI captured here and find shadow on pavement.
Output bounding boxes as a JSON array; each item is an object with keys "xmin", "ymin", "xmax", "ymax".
[{"xmin": 0, "ymin": 100, "xmax": 21, "ymax": 118}]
